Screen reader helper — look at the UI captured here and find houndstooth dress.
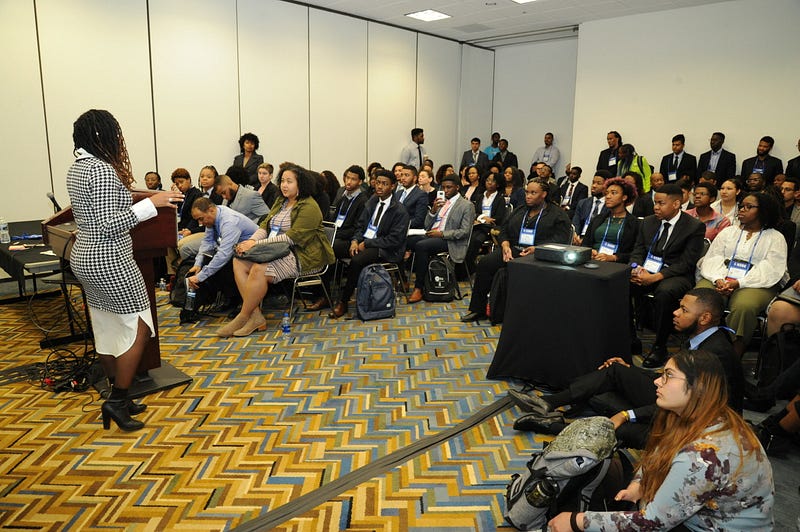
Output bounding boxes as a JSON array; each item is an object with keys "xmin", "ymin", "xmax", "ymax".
[{"xmin": 66, "ymin": 153, "xmax": 154, "ymax": 355}]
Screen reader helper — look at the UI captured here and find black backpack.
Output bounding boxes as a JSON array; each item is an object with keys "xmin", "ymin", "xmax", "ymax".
[
  {"xmin": 487, "ymin": 267, "xmax": 508, "ymax": 325},
  {"xmin": 355, "ymin": 264, "xmax": 395, "ymax": 321},
  {"xmin": 423, "ymin": 255, "xmax": 460, "ymax": 302},
  {"xmin": 756, "ymin": 323, "xmax": 800, "ymax": 395}
]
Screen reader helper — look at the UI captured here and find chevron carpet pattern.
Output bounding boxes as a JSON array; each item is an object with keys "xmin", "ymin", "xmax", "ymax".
[{"xmin": 0, "ymin": 285, "xmax": 544, "ymax": 531}]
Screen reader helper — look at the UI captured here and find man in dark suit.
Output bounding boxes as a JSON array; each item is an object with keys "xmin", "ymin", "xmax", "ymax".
[
  {"xmin": 741, "ymin": 135, "xmax": 784, "ymax": 186},
  {"xmin": 395, "ymin": 165, "xmax": 429, "ymax": 229},
  {"xmin": 557, "ymin": 166, "xmax": 588, "ymax": 218},
  {"xmin": 785, "ymin": 137, "xmax": 800, "ymax": 179},
  {"xmin": 459, "ymin": 137, "xmax": 490, "ymax": 176},
  {"xmin": 330, "ymin": 170, "xmax": 409, "ymax": 318},
  {"xmin": 629, "ymin": 183, "xmax": 706, "ymax": 367},
  {"xmin": 697, "ymin": 131, "xmax": 737, "ymax": 187},
  {"xmin": 491, "ymin": 138, "xmax": 518, "ymax": 170},
  {"xmin": 572, "ymin": 170, "xmax": 611, "ymax": 244},
  {"xmin": 596, "ymin": 130, "xmax": 622, "ymax": 175},
  {"xmin": 510, "ymin": 288, "xmax": 742, "ymax": 449},
  {"xmin": 659, "ymin": 134, "xmax": 697, "ymax": 184}
]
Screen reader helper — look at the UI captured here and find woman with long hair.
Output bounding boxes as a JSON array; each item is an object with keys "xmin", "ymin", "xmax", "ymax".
[
  {"xmin": 549, "ymin": 350, "xmax": 774, "ymax": 531},
  {"xmin": 66, "ymin": 109, "xmax": 180, "ymax": 431},
  {"xmin": 223, "ymin": 165, "xmax": 335, "ymax": 337},
  {"xmin": 712, "ymin": 177, "xmax": 743, "ymax": 227},
  {"xmin": 502, "ymin": 165, "xmax": 525, "ymax": 208}
]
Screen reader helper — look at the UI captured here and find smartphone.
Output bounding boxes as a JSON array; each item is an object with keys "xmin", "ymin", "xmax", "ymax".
[{"xmin": 436, "ymin": 190, "xmax": 445, "ymax": 200}]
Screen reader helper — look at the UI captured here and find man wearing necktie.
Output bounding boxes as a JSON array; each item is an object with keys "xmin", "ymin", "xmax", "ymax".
[
  {"xmin": 459, "ymin": 137, "xmax": 489, "ymax": 175},
  {"xmin": 399, "ymin": 128, "xmax": 426, "ymax": 170},
  {"xmin": 408, "ymin": 175, "xmax": 476, "ymax": 303},
  {"xmin": 571, "ymin": 171, "xmax": 611, "ymax": 245},
  {"xmin": 629, "ymin": 184, "xmax": 706, "ymax": 368},
  {"xmin": 659, "ymin": 134, "xmax": 697, "ymax": 183}
]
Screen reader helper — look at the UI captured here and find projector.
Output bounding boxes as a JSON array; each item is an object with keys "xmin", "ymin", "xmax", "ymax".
[{"xmin": 534, "ymin": 244, "xmax": 592, "ymax": 266}]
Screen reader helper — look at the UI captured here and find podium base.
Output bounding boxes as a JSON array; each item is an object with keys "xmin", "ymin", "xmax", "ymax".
[{"xmin": 93, "ymin": 362, "xmax": 192, "ymax": 399}]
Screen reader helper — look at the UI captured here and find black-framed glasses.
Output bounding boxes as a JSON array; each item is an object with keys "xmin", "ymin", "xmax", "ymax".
[
  {"xmin": 658, "ymin": 369, "xmax": 687, "ymax": 384},
  {"xmin": 739, "ymin": 203, "xmax": 759, "ymax": 211}
]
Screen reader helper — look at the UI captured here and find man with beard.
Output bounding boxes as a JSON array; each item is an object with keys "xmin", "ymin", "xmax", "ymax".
[
  {"xmin": 572, "ymin": 170, "xmax": 610, "ymax": 244},
  {"xmin": 597, "ymin": 130, "xmax": 622, "ymax": 175},
  {"xmin": 741, "ymin": 135, "xmax": 784, "ymax": 186},
  {"xmin": 698, "ymin": 132, "xmax": 737, "ymax": 186}
]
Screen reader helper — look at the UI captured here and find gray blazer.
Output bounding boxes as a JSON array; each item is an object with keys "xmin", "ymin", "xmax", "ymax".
[
  {"xmin": 226, "ymin": 186, "xmax": 269, "ymax": 222},
  {"xmin": 424, "ymin": 195, "xmax": 476, "ymax": 263}
]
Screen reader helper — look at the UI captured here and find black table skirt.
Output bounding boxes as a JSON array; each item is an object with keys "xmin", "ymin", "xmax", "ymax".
[
  {"xmin": 0, "ymin": 220, "xmax": 56, "ymax": 295},
  {"xmin": 487, "ymin": 255, "xmax": 631, "ymax": 389}
]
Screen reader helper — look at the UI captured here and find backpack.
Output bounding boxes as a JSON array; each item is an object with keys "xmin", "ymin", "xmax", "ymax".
[
  {"xmin": 755, "ymin": 323, "xmax": 800, "ymax": 395},
  {"xmin": 487, "ymin": 267, "xmax": 508, "ymax": 325},
  {"xmin": 356, "ymin": 264, "xmax": 395, "ymax": 321},
  {"xmin": 170, "ymin": 257, "xmax": 195, "ymax": 308},
  {"xmin": 423, "ymin": 255, "xmax": 460, "ymax": 302},
  {"xmin": 504, "ymin": 417, "xmax": 620, "ymax": 531}
]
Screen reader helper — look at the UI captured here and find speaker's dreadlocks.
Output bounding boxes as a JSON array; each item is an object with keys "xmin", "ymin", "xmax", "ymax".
[{"xmin": 72, "ymin": 110, "xmax": 134, "ymax": 189}]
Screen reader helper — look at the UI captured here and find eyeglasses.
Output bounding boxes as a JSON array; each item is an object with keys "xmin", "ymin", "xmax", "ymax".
[
  {"xmin": 739, "ymin": 203, "xmax": 759, "ymax": 211},
  {"xmin": 658, "ymin": 369, "xmax": 687, "ymax": 384}
]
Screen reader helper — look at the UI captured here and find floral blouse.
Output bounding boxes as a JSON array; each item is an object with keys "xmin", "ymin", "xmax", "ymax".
[{"xmin": 583, "ymin": 423, "xmax": 774, "ymax": 531}]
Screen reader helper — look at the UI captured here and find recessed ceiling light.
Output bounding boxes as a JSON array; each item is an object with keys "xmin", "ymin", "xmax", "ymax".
[
  {"xmin": 406, "ymin": 9, "xmax": 451, "ymax": 22},
  {"xmin": 510, "ymin": 0, "xmax": 537, "ymax": 4}
]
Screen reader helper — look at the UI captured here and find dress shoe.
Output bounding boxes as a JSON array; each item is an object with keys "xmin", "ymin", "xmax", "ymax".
[
  {"xmin": 508, "ymin": 389, "xmax": 553, "ymax": 415},
  {"xmin": 329, "ymin": 301, "xmax": 348, "ymax": 319},
  {"xmin": 513, "ymin": 413, "xmax": 566, "ymax": 435},
  {"xmin": 641, "ymin": 346, "xmax": 668, "ymax": 369},
  {"xmin": 233, "ymin": 310, "xmax": 267, "ymax": 337},
  {"xmin": 101, "ymin": 399, "xmax": 145, "ymax": 431},
  {"xmin": 408, "ymin": 288, "xmax": 423, "ymax": 303},
  {"xmin": 460, "ymin": 311, "xmax": 487, "ymax": 322},
  {"xmin": 216, "ymin": 314, "xmax": 250, "ymax": 338},
  {"xmin": 306, "ymin": 297, "xmax": 330, "ymax": 311}
]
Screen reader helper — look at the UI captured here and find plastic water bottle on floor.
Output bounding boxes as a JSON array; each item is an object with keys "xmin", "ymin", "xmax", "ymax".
[
  {"xmin": 281, "ymin": 312, "xmax": 291, "ymax": 339},
  {"xmin": 184, "ymin": 279, "xmax": 196, "ymax": 311},
  {"xmin": 0, "ymin": 218, "xmax": 10, "ymax": 244},
  {"xmin": 158, "ymin": 278, "xmax": 167, "ymax": 291}
]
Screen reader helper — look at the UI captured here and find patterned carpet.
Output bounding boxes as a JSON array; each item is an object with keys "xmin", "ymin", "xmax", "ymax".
[{"xmin": 0, "ymin": 285, "xmax": 546, "ymax": 531}]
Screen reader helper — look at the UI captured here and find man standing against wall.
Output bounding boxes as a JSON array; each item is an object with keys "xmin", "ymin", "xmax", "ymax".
[
  {"xmin": 460, "ymin": 137, "xmax": 489, "ymax": 175},
  {"xmin": 400, "ymin": 128, "xmax": 426, "ymax": 169},
  {"xmin": 741, "ymin": 136, "xmax": 784, "ymax": 186},
  {"xmin": 698, "ymin": 132, "xmax": 736, "ymax": 186},
  {"xmin": 659, "ymin": 134, "xmax": 697, "ymax": 184},
  {"xmin": 597, "ymin": 131, "xmax": 622, "ymax": 175}
]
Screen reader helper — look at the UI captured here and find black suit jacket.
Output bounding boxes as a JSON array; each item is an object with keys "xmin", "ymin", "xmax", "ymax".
[
  {"xmin": 460, "ymin": 150, "xmax": 490, "ymax": 175},
  {"xmin": 177, "ymin": 186, "xmax": 205, "ymax": 233},
  {"xmin": 785, "ymin": 155, "xmax": 800, "ymax": 180},
  {"xmin": 353, "ymin": 196, "xmax": 409, "ymax": 264},
  {"xmin": 395, "ymin": 186, "xmax": 429, "ymax": 229},
  {"xmin": 698, "ymin": 149, "xmax": 737, "ymax": 186},
  {"xmin": 741, "ymin": 155, "xmax": 783, "ymax": 185},
  {"xmin": 629, "ymin": 212, "xmax": 705, "ymax": 280},
  {"xmin": 558, "ymin": 179, "xmax": 588, "ymax": 214},
  {"xmin": 582, "ymin": 212, "xmax": 640, "ymax": 264},
  {"xmin": 471, "ymin": 191, "xmax": 509, "ymax": 228},
  {"xmin": 327, "ymin": 188, "xmax": 369, "ymax": 242},
  {"xmin": 695, "ymin": 328, "xmax": 743, "ymax": 413},
  {"xmin": 659, "ymin": 152, "xmax": 698, "ymax": 183},
  {"xmin": 597, "ymin": 147, "xmax": 618, "ymax": 175},
  {"xmin": 492, "ymin": 150, "xmax": 519, "ymax": 170}
]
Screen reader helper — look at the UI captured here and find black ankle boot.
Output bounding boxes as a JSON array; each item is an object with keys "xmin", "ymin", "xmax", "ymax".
[
  {"xmin": 101, "ymin": 400, "xmax": 145, "ymax": 431},
  {"xmin": 127, "ymin": 400, "xmax": 147, "ymax": 415}
]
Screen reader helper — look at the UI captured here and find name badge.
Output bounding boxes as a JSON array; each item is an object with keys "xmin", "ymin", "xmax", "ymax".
[
  {"xmin": 482, "ymin": 204, "xmax": 492, "ymax": 216},
  {"xmin": 608, "ymin": 156, "xmax": 617, "ymax": 166},
  {"xmin": 581, "ymin": 220, "xmax": 591, "ymax": 236},
  {"xmin": 643, "ymin": 252, "xmax": 664, "ymax": 274},
  {"xmin": 726, "ymin": 259, "xmax": 751, "ymax": 280},
  {"xmin": 599, "ymin": 241, "xmax": 617, "ymax": 256},
  {"xmin": 269, "ymin": 224, "xmax": 280, "ymax": 239},
  {"xmin": 519, "ymin": 227, "xmax": 535, "ymax": 246},
  {"xmin": 543, "ymin": 154, "xmax": 550, "ymax": 161},
  {"xmin": 668, "ymin": 171, "xmax": 677, "ymax": 181},
  {"xmin": 335, "ymin": 213, "xmax": 346, "ymax": 228},
  {"xmin": 363, "ymin": 222, "xmax": 378, "ymax": 240},
  {"xmin": 753, "ymin": 167, "xmax": 764, "ymax": 174}
]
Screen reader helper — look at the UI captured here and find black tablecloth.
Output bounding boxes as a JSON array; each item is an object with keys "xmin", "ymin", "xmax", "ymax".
[
  {"xmin": 487, "ymin": 256, "xmax": 631, "ymax": 389},
  {"xmin": 0, "ymin": 220, "xmax": 57, "ymax": 296}
]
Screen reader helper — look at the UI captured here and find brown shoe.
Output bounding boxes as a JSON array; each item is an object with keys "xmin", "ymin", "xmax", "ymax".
[
  {"xmin": 306, "ymin": 296, "xmax": 330, "ymax": 311},
  {"xmin": 408, "ymin": 288, "xmax": 423, "ymax": 303},
  {"xmin": 329, "ymin": 301, "xmax": 348, "ymax": 319}
]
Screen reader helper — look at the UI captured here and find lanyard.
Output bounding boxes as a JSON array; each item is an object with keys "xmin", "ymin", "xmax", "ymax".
[
  {"xmin": 337, "ymin": 195, "xmax": 357, "ymax": 219},
  {"xmin": 600, "ymin": 216, "xmax": 626, "ymax": 253},
  {"xmin": 519, "ymin": 207, "xmax": 544, "ymax": 245},
  {"xmin": 727, "ymin": 229, "xmax": 763, "ymax": 271}
]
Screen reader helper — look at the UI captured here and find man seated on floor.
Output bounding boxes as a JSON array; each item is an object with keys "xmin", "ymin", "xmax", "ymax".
[
  {"xmin": 215, "ymin": 173, "xmax": 269, "ymax": 223},
  {"xmin": 186, "ymin": 198, "xmax": 258, "ymax": 309},
  {"xmin": 408, "ymin": 174, "xmax": 475, "ymax": 303},
  {"xmin": 510, "ymin": 288, "xmax": 743, "ymax": 449},
  {"xmin": 395, "ymin": 165, "xmax": 429, "ymax": 229},
  {"xmin": 630, "ymin": 183, "xmax": 706, "ymax": 368},
  {"xmin": 329, "ymin": 170, "xmax": 409, "ymax": 319},
  {"xmin": 306, "ymin": 165, "xmax": 369, "ymax": 311}
]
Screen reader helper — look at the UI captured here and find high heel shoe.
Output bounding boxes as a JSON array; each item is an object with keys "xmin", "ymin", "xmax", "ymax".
[
  {"xmin": 101, "ymin": 400, "xmax": 145, "ymax": 431},
  {"xmin": 128, "ymin": 400, "xmax": 146, "ymax": 415},
  {"xmin": 216, "ymin": 314, "xmax": 250, "ymax": 338},
  {"xmin": 233, "ymin": 310, "xmax": 267, "ymax": 337}
]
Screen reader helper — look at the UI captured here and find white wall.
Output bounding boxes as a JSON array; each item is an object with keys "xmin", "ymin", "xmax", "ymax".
[
  {"xmin": 458, "ymin": 45, "xmax": 495, "ymax": 162},
  {"xmin": 571, "ymin": 0, "xmax": 800, "ymax": 179},
  {"xmin": 492, "ymin": 38, "xmax": 578, "ymax": 177}
]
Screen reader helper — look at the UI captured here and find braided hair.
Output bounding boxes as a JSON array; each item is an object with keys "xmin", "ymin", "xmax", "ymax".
[{"xmin": 72, "ymin": 110, "xmax": 134, "ymax": 189}]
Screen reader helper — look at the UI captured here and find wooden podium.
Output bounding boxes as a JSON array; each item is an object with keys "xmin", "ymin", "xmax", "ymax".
[{"xmin": 43, "ymin": 189, "xmax": 192, "ymax": 398}]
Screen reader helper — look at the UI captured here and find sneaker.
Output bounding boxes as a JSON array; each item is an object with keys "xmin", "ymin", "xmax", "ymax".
[{"xmin": 508, "ymin": 389, "xmax": 553, "ymax": 415}]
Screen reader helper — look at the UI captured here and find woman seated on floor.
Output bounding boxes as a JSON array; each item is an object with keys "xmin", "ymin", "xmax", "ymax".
[
  {"xmin": 580, "ymin": 177, "xmax": 639, "ymax": 263},
  {"xmin": 217, "ymin": 165, "xmax": 334, "ymax": 338},
  {"xmin": 460, "ymin": 178, "xmax": 572, "ymax": 322},
  {"xmin": 696, "ymin": 191, "xmax": 788, "ymax": 357},
  {"xmin": 549, "ymin": 350, "xmax": 774, "ymax": 532}
]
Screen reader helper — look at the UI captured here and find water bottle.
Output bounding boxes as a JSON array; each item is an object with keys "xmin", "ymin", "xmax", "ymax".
[
  {"xmin": 158, "ymin": 278, "xmax": 167, "ymax": 291},
  {"xmin": 0, "ymin": 217, "xmax": 10, "ymax": 244},
  {"xmin": 525, "ymin": 476, "xmax": 558, "ymax": 508},
  {"xmin": 281, "ymin": 312, "xmax": 291, "ymax": 338},
  {"xmin": 184, "ymin": 278, "xmax": 196, "ymax": 311}
]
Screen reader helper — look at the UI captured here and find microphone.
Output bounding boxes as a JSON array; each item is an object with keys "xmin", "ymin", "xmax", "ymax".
[{"xmin": 46, "ymin": 192, "xmax": 62, "ymax": 212}]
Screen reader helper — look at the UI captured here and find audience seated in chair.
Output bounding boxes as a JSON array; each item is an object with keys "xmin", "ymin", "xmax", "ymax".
[
  {"xmin": 178, "ymin": 166, "xmax": 223, "ymax": 262},
  {"xmin": 685, "ymin": 182, "xmax": 730, "ymax": 241},
  {"xmin": 629, "ymin": 183, "xmax": 706, "ymax": 368},
  {"xmin": 166, "ymin": 167, "xmax": 203, "ymax": 275},
  {"xmin": 219, "ymin": 165, "xmax": 334, "ymax": 338},
  {"xmin": 256, "ymin": 162, "xmax": 279, "ymax": 209},
  {"xmin": 580, "ymin": 177, "xmax": 640, "ymax": 264},
  {"xmin": 215, "ymin": 172, "xmax": 269, "ymax": 223},
  {"xmin": 572, "ymin": 170, "xmax": 611, "ymax": 245},
  {"xmin": 394, "ymin": 165, "xmax": 428, "ymax": 229},
  {"xmin": 329, "ymin": 170, "xmax": 409, "ymax": 319},
  {"xmin": 408, "ymin": 174, "xmax": 476, "ymax": 303},
  {"xmin": 464, "ymin": 171, "xmax": 509, "ymax": 272},
  {"xmin": 460, "ymin": 178, "xmax": 572, "ymax": 323}
]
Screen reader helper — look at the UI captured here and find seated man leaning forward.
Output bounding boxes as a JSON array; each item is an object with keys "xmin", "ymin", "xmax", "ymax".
[
  {"xmin": 510, "ymin": 288, "xmax": 743, "ymax": 450},
  {"xmin": 460, "ymin": 178, "xmax": 572, "ymax": 322},
  {"xmin": 329, "ymin": 169, "xmax": 409, "ymax": 319},
  {"xmin": 408, "ymin": 174, "xmax": 475, "ymax": 303}
]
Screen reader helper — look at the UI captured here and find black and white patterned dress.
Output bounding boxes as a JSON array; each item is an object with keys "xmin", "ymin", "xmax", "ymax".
[{"xmin": 66, "ymin": 152, "xmax": 155, "ymax": 356}]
